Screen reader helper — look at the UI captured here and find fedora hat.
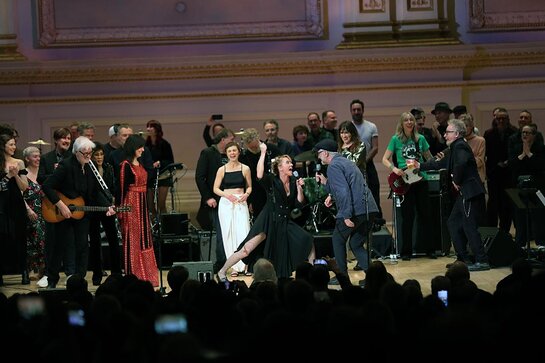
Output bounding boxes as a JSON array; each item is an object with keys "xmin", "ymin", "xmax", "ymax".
[{"xmin": 431, "ymin": 102, "xmax": 452, "ymax": 115}]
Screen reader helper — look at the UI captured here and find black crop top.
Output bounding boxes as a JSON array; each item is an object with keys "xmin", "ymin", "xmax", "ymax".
[{"xmin": 222, "ymin": 166, "xmax": 245, "ymax": 189}]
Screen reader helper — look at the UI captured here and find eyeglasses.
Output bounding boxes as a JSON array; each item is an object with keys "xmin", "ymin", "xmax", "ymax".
[
  {"xmin": 522, "ymin": 131, "xmax": 535, "ymax": 135},
  {"xmin": 444, "ymin": 130, "xmax": 457, "ymax": 134},
  {"xmin": 78, "ymin": 151, "xmax": 92, "ymax": 157}
]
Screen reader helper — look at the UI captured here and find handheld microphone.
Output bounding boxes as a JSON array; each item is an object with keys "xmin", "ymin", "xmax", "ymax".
[
  {"xmin": 293, "ymin": 170, "xmax": 299, "ymax": 178},
  {"xmin": 435, "ymin": 148, "xmax": 450, "ymax": 161},
  {"xmin": 315, "ymin": 163, "xmax": 322, "ymax": 173}
]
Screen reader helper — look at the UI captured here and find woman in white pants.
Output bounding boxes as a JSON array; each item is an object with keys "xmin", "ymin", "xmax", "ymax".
[{"xmin": 213, "ymin": 141, "xmax": 252, "ymax": 277}]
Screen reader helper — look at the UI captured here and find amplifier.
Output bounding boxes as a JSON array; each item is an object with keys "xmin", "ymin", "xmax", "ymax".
[
  {"xmin": 161, "ymin": 213, "xmax": 189, "ymax": 236},
  {"xmin": 427, "ymin": 169, "xmax": 448, "ymax": 193},
  {"xmin": 172, "ymin": 261, "xmax": 214, "ymax": 283}
]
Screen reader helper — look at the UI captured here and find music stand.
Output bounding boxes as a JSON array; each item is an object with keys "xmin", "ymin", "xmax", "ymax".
[
  {"xmin": 505, "ymin": 187, "xmax": 545, "ymax": 268},
  {"xmin": 154, "ymin": 162, "xmax": 186, "ymax": 294},
  {"xmin": 380, "ymin": 192, "xmax": 400, "ymax": 265}
]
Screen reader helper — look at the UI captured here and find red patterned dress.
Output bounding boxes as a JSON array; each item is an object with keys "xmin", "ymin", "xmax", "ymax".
[{"xmin": 119, "ymin": 160, "xmax": 158, "ymax": 286}]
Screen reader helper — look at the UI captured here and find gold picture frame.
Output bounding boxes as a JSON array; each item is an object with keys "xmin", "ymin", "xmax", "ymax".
[
  {"xmin": 360, "ymin": 0, "xmax": 386, "ymax": 13},
  {"xmin": 407, "ymin": 0, "xmax": 434, "ymax": 11}
]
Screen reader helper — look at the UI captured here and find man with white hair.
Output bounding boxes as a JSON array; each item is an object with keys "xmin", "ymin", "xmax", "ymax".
[{"xmin": 42, "ymin": 136, "xmax": 116, "ymax": 288}]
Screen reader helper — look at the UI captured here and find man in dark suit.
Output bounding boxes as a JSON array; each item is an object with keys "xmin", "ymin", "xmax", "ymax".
[
  {"xmin": 42, "ymin": 136, "xmax": 115, "ymax": 288},
  {"xmin": 418, "ymin": 119, "xmax": 489, "ymax": 272},
  {"xmin": 37, "ymin": 127, "xmax": 74, "ymax": 286}
]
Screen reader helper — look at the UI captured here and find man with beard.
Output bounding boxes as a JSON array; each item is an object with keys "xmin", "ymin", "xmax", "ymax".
[
  {"xmin": 350, "ymin": 99, "xmax": 384, "ymax": 226},
  {"xmin": 417, "ymin": 119, "xmax": 489, "ymax": 272}
]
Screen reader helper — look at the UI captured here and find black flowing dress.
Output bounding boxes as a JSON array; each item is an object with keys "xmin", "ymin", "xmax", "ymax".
[{"xmin": 240, "ymin": 173, "xmax": 313, "ymax": 279}]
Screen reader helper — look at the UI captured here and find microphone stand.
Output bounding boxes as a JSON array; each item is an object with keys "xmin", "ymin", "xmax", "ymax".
[{"xmin": 153, "ymin": 167, "xmax": 166, "ymax": 295}]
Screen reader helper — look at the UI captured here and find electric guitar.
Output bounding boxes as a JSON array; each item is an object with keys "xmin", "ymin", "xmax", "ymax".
[
  {"xmin": 388, "ymin": 166, "xmax": 423, "ymax": 195},
  {"xmin": 42, "ymin": 192, "xmax": 131, "ymax": 223}
]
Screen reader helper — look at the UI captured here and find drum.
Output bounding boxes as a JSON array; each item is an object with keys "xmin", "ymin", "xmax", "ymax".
[{"xmin": 302, "ymin": 177, "xmax": 328, "ymax": 204}]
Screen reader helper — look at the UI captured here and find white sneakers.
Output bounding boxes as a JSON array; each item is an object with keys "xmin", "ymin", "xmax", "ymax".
[{"xmin": 37, "ymin": 275, "xmax": 48, "ymax": 288}]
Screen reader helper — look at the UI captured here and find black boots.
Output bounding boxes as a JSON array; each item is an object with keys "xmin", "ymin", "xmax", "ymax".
[{"xmin": 21, "ymin": 270, "xmax": 30, "ymax": 285}]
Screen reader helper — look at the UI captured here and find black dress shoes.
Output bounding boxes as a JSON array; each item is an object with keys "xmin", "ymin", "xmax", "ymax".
[{"xmin": 22, "ymin": 270, "xmax": 30, "ymax": 285}]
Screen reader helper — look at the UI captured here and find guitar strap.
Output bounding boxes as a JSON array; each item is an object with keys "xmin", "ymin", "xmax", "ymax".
[{"xmin": 88, "ymin": 160, "xmax": 114, "ymax": 202}]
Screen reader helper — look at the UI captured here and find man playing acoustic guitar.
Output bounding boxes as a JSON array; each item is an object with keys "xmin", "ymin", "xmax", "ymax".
[{"xmin": 42, "ymin": 136, "xmax": 116, "ymax": 289}]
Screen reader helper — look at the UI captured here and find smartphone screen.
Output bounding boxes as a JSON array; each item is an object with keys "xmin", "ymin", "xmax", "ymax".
[
  {"xmin": 211, "ymin": 114, "xmax": 223, "ymax": 121},
  {"xmin": 437, "ymin": 290, "xmax": 448, "ymax": 307},
  {"xmin": 68, "ymin": 309, "xmax": 86, "ymax": 327},
  {"xmin": 155, "ymin": 314, "xmax": 188, "ymax": 334},
  {"xmin": 314, "ymin": 259, "xmax": 327, "ymax": 265}
]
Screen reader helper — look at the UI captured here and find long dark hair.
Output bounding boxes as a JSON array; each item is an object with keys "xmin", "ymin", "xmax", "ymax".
[
  {"xmin": 123, "ymin": 134, "xmax": 145, "ymax": 160},
  {"xmin": 337, "ymin": 120, "xmax": 362, "ymax": 153},
  {"xmin": 0, "ymin": 134, "xmax": 12, "ymax": 170},
  {"xmin": 146, "ymin": 119, "xmax": 164, "ymax": 145}
]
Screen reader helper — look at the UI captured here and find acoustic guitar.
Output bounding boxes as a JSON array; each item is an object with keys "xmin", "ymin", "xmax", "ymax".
[
  {"xmin": 388, "ymin": 166, "xmax": 423, "ymax": 195},
  {"xmin": 42, "ymin": 192, "xmax": 131, "ymax": 223}
]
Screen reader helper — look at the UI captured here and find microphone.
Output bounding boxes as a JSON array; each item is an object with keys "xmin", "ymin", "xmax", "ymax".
[
  {"xmin": 315, "ymin": 163, "xmax": 322, "ymax": 173},
  {"xmin": 293, "ymin": 170, "xmax": 299, "ymax": 178},
  {"xmin": 435, "ymin": 148, "xmax": 450, "ymax": 161}
]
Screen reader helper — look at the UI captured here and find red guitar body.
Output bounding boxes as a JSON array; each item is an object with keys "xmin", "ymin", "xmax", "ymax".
[{"xmin": 388, "ymin": 172, "xmax": 411, "ymax": 195}]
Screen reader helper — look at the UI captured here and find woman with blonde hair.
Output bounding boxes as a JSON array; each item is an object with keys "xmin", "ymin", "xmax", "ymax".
[
  {"xmin": 22, "ymin": 146, "xmax": 47, "ymax": 287},
  {"xmin": 217, "ymin": 142, "xmax": 315, "ymax": 281},
  {"xmin": 382, "ymin": 112, "xmax": 436, "ymax": 261}
]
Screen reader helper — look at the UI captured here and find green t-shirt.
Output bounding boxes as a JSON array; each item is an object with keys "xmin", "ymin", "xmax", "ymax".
[{"xmin": 387, "ymin": 134, "xmax": 430, "ymax": 178}]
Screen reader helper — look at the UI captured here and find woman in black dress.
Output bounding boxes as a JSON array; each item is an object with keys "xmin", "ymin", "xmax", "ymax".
[{"xmin": 217, "ymin": 142, "xmax": 315, "ymax": 281}]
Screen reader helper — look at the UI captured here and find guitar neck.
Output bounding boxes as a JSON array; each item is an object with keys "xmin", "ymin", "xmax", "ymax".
[{"xmin": 70, "ymin": 206, "xmax": 110, "ymax": 212}]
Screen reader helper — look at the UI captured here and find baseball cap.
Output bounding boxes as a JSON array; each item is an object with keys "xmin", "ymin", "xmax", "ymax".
[
  {"xmin": 410, "ymin": 107, "xmax": 424, "ymax": 119},
  {"xmin": 313, "ymin": 139, "xmax": 338, "ymax": 153}
]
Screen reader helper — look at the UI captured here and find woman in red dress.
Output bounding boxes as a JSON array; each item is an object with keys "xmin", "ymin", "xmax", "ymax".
[{"xmin": 119, "ymin": 135, "xmax": 158, "ymax": 286}]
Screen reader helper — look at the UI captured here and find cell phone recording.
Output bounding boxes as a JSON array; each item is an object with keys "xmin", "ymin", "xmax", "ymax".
[
  {"xmin": 314, "ymin": 258, "xmax": 328, "ymax": 266},
  {"xmin": 155, "ymin": 314, "xmax": 188, "ymax": 334},
  {"xmin": 211, "ymin": 114, "xmax": 223, "ymax": 121},
  {"xmin": 68, "ymin": 309, "xmax": 86, "ymax": 327},
  {"xmin": 437, "ymin": 290, "xmax": 448, "ymax": 307}
]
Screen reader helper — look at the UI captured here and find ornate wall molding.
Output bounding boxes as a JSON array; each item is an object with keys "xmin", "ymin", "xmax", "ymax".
[
  {"xmin": 469, "ymin": 0, "xmax": 545, "ymax": 31},
  {"xmin": 36, "ymin": 0, "xmax": 325, "ymax": 47},
  {"xmin": 2, "ymin": 45, "xmax": 545, "ymax": 85}
]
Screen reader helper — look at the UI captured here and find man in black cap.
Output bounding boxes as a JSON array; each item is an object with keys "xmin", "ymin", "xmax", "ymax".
[
  {"xmin": 431, "ymin": 102, "xmax": 452, "ymax": 153},
  {"xmin": 314, "ymin": 139, "xmax": 378, "ymax": 284}
]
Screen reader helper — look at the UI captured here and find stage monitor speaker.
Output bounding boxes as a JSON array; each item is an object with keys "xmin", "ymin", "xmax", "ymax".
[
  {"xmin": 161, "ymin": 213, "xmax": 189, "ymax": 236},
  {"xmin": 172, "ymin": 261, "xmax": 214, "ymax": 283},
  {"xmin": 479, "ymin": 227, "xmax": 524, "ymax": 267}
]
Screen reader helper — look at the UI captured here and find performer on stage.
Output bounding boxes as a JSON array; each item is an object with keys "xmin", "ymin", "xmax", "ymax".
[
  {"xmin": 118, "ymin": 135, "xmax": 159, "ymax": 286},
  {"xmin": 314, "ymin": 139, "xmax": 377, "ymax": 283},
  {"xmin": 217, "ymin": 142, "xmax": 315, "ymax": 281},
  {"xmin": 213, "ymin": 141, "xmax": 252, "ymax": 276},
  {"xmin": 42, "ymin": 136, "xmax": 116, "ymax": 288},
  {"xmin": 417, "ymin": 119, "xmax": 489, "ymax": 272},
  {"xmin": 145, "ymin": 120, "xmax": 174, "ymax": 220}
]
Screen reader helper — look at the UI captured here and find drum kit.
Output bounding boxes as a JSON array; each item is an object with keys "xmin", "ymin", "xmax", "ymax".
[
  {"xmin": 28, "ymin": 138, "xmax": 51, "ymax": 151},
  {"xmin": 293, "ymin": 150, "xmax": 335, "ymax": 233}
]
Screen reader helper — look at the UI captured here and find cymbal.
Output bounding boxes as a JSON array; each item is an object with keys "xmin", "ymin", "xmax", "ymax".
[
  {"xmin": 294, "ymin": 150, "xmax": 316, "ymax": 162},
  {"xmin": 28, "ymin": 139, "xmax": 51, "ymax": 145}
]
